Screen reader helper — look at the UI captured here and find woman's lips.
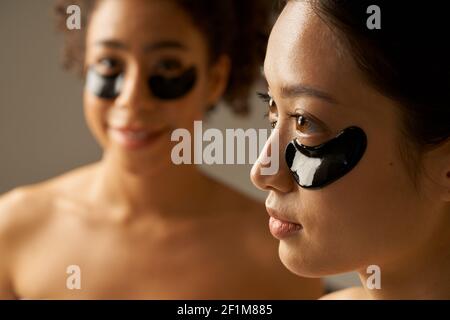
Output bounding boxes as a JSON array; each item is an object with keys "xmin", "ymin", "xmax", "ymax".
[
  {"xmin": 108, "ymin": 127, "xmax": 167, "ymax": 150},
  {"xmin": 267, "ymin": 207, "xmax": 302, "ymax": 240}
]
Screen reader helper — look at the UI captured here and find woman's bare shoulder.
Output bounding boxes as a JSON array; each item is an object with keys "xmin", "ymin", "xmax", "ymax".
[
  {"xmin": 320, "ymin": 287, "xmax": 368, "ymax": 300},
  {"xmin": 0, "ymin": 163, "xmax": 99, "ymax": 241}
]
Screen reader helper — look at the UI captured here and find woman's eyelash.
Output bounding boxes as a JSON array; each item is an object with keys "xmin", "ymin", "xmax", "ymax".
[
  {"xmin": 257, "ymin": 92, "xmax": 324, "ymax": 132},
  {"xmin": 287, "ymin": 111, "xmax": 313, "ymax": 128},
  {"xmin": 257, "ymin": 92, "xmax": 272, "ymax": 104},
  {"xmin": 257, "ymin": 93, "xmax": 307, "ymax": 121},
  {"xmin": 258, "ymin": 92, "xmax": 275, "ymax": 121},
  {"xmin": 287, "ymin": 111, "xmax": 303, "ymax": 120},
  {"xmin": 99, "ymin": 58, "xmax": 121, "ymax": 68}
]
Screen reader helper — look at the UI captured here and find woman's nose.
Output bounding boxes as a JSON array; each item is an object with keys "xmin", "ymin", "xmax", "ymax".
[
  {"xmin": 250, "ymin": 129, "xmax": 296, "ymax": 194},
  {"xmin": 116, "ymin": 68, "xmax": 155, "ymax": 111}
]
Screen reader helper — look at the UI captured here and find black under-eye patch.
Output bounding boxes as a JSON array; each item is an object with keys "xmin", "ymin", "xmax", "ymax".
[
  {"xmin": 86, "ymin": 67, "xmax": 124, "ymax": 99},
  {"xmin": 148, "ymin": 66, "xmax": 197, "ymax": 100},
  {"xmin": 285, "ymin": 126, "xmax": 367, "ymax": 189}
]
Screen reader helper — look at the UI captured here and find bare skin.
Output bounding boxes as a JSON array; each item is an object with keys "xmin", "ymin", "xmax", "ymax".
[
  {"xmin": 320, "ymin": 287, "xmax": 367, "ymax": 300},
  {"xmin": 0, "ymin": 164, "xmax": 322, "ymax": 299}
]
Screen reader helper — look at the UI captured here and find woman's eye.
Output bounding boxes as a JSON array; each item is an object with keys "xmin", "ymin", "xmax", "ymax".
[
  {"xmin": 258, "ymin": 92, "xmax": 278, "ymax": 129},
  {"xmin": 294, "ymin": 114, "xmax": 324, "ymax": 135},
  {"xmin": 264, "ymin": 112, "xmax": 277, "ymax": 129},
  {"xmin": 100, "ymin": 58, "xmax": 117, "ymax": 68},
  {"xmin": 96, "ymin": 58, "xmax": 121, "ymax": 75},
  {"xmin": 257, "ymin": 92, "xmax": 274, "ymax": 107},
  {"xmin": 154, "ymin": 59, "xmax": 183, "ymax": 73},
  {"xmin": 269, "ymin": 115, "xmax": 278, "ymax": 129}
]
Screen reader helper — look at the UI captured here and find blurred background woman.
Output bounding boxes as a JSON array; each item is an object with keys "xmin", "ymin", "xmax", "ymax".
[{"xmin": 0, "ymin": 0, "xmax": 322, "ymax": 299}]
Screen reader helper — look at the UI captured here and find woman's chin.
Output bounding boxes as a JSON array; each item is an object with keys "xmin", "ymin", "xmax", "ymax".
[
  {"xmin": 278, "ymin": 240, "xmax": 327, "ymax": 278},
  {"xmin": 103, "ymin": 142, "xmax": 173, "ymax": 173},
  {"xmin": 107, "ymin": 127, "xmax": 169, "ymax": 152}
]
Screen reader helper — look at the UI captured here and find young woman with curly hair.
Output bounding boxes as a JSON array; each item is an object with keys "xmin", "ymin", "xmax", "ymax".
[{"xmin": 0, "ymin": 0, "xmax": 323, "ymax": 299}]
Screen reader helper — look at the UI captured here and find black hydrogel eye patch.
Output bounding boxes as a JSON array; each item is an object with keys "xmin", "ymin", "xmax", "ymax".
[
  {"xmin": 285, "ymin": 126, "xmax": 367, "ymax": 189},
  {"xmin": 148, "ymin": 66, "xmax": 197, "ymax": 100},
  {"xmin": 86, "ymin": 68, "xmax": 124, "ymax": 99}
]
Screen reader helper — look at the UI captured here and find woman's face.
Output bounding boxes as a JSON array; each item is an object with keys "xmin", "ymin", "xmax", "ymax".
[
  {"xmin": 251, "ymin": 1, "xmax": 442, "ymax": 277},
  {"xmin": 84, "ymin": 0, "xmax": 228, "ymax": 170}
]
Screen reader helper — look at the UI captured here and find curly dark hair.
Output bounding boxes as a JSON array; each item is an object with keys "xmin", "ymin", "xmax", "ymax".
[{"xmin": 54, "ymin": 0, "xmax": 275, "ymax": 115}]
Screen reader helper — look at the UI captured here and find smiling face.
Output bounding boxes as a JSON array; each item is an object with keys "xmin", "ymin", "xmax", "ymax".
[
  {"xmin": 251, "ymin": 1, "xmax": 445, "ymax": 277},
  {"xmin": 83, "ymin": 0, "xmax": 229, "ymax": 171}
]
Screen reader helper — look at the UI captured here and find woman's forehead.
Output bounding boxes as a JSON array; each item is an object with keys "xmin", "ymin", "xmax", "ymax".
[
  {"xmin": 265, "ymin": 2, "xmax": 359, "ymax": 102},
  {"xmin": 86, "ymin": 0, "xmax": 201, "ymax": 50}
]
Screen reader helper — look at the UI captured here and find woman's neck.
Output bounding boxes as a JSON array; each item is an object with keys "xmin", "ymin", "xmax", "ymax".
[
  {"xmin": 88, "ymin": 151, "xmax": 217, "ymax": 220},
  {"xmin": 359, "ymin": 216, "xmax": 450, "ymax": 299}
]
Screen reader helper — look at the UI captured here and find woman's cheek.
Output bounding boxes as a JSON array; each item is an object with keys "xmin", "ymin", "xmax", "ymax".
[
  {"xmin": 299, "ymin": 161, "xmax": 383, "ymax": 249},
  {"xmin": 164, "ymin": 92, "xmax": 209, "ymax": 130},
  {"xmin": 316, "ymin": 150, "xmax": 417, "ymax": 262},
  {"xmin": 83, "ymin": 93, "xmax": 110, "ymax": 148}
]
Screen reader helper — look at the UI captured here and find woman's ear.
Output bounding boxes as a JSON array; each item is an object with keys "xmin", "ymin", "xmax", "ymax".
[
  {"xmin": 423, "ymin": 139, "xmax": 450, "ymax": 202},
  {"xmin": 206, "ymin": 55, "xmax": 231, "ymax": 108}
]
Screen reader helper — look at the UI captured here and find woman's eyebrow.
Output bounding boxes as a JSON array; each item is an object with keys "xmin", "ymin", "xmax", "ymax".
[
  {"xmin": 94, "ymin": 39, "xmax": 127, "ymax": 50},
  {"xmin": 144, "ymin": 40, "xmax": 187, "ymax": 52},
  {"xmin": 280, "ymin": 84, "xmax": 338, "ymax": 104},
  {"xmin": 93, "ymin": 39, "xmax": 187, "ymax": 52},
  {"xmin": 260, "ymin": 68, "xmax": 336, "ymax": 104}
]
